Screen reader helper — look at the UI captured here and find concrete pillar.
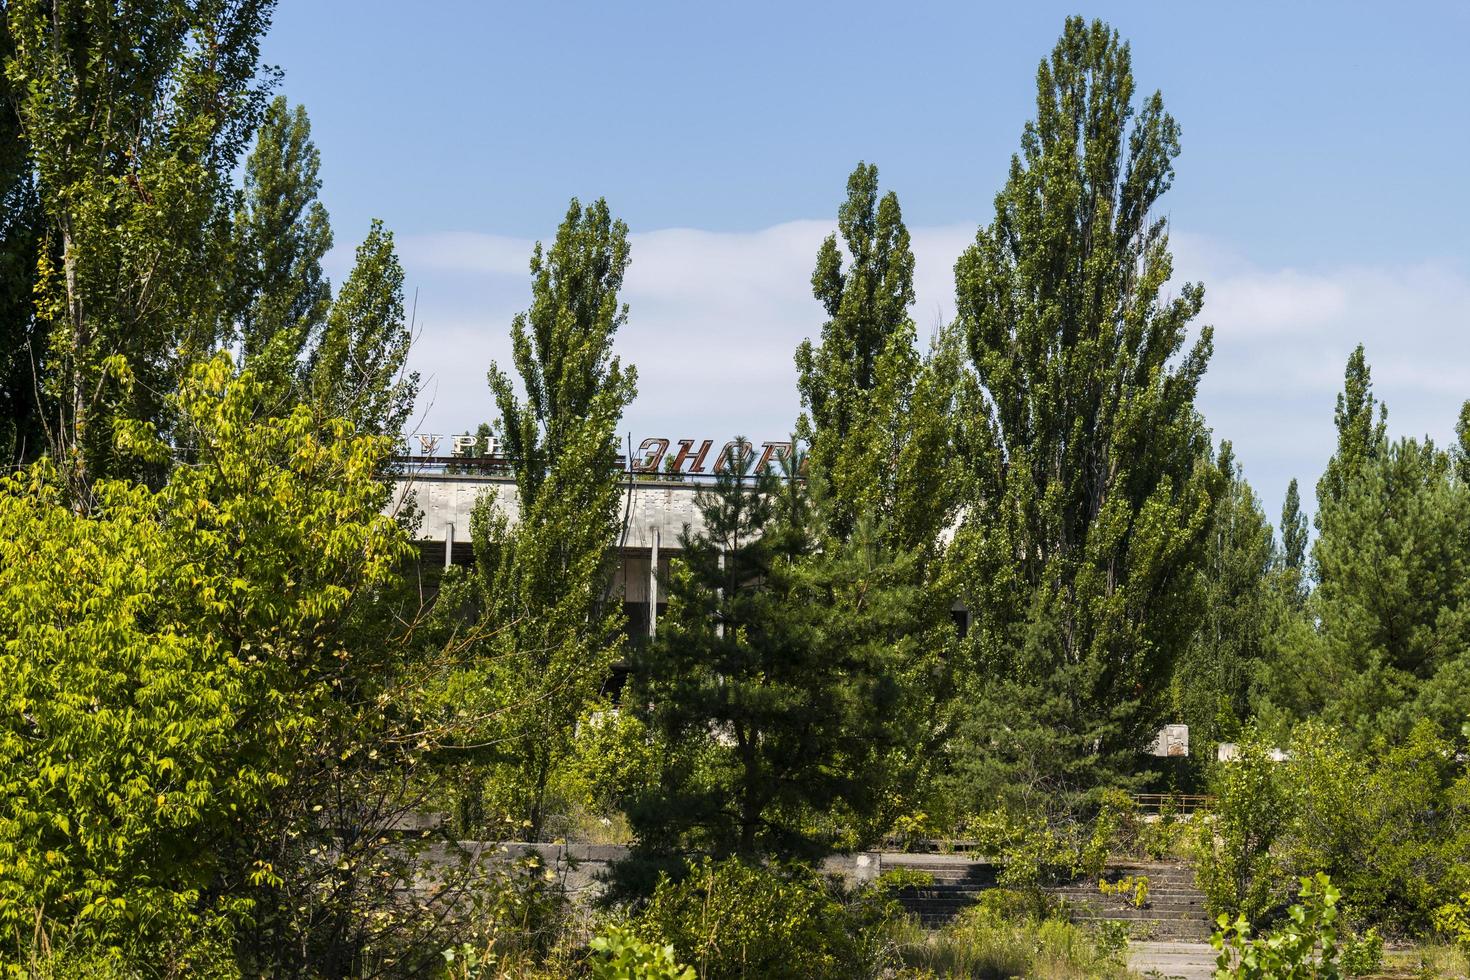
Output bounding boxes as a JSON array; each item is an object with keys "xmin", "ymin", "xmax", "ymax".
[
  {"xmin": 649, "ymin": 527, "xmax": 659, "ymax": 638},
  {"xmin": 716, "ymin": 548, "xmax": 725, "ymax": 638},
  {"xmin": 444, "ymin": 522, "xmax": 454, "ymax": 569}
]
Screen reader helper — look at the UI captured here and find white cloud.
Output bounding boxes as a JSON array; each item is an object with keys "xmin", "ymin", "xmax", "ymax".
[
  {"xmin": 1175, "ymin": 234, "xmax": 1470, "ymax": 515},
  {"xmin": 395, "ymin": 222, "xmax": 1470, "ymax": 525}
]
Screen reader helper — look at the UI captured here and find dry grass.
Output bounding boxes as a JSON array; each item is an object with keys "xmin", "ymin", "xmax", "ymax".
[{"xmin": 880, "ymin": 907, "xmax": 1138, "ymax": 979}]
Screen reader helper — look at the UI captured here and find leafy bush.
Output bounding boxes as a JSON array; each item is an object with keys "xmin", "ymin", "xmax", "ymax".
[
  {"xmin": 1195, "ymin": 734, "xmax": 1292, "ymax": 922},
  {"xmin": 588, "ymin": 924, "xmax": 696, "ymax": 980},
  {"xmin": 1098, "ymin": 874, "xmax": 1150, "ymax": 909},
  {"xmin": 1137, "ymin": 795, "xmax": 1192, "ymax": 861},
  {"xmin": 1212, "ymin": 873, "xmax": 1352, "ymax": 979},
  {"xmin": 639, "ymin": 857, "xmax": 867, "ymax": 980},
  {"xmin": 1434, "ymin": 892, "xmax": 1470, "ymax": 953},
  {"xmin": 1340, "ymin": 928, "xmax": 1383, "ymax": 977},
  {"xmin": 973, "ymin": 886, "xmax": 1054, "ymax": 921},
  {"xmin": 0, "ymin": 358, "xmax": 413, "ymax": 972},
  {"xmin": 967, "ymin": 808, "xmax": 1082, "ymax": 890},
  {"xmin": 1198, "ymin": 722, "xmax": 1470, "ymax": 934}
]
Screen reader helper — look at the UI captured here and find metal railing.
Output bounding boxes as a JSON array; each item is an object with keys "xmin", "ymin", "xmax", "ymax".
[{"xmin": 1132, "ymin": 793, "xmax": 1214, "ymax": 815}]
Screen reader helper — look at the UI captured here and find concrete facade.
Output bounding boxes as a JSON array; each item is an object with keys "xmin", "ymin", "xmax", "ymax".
[{"xmin": 395, "ymin": 471, "xmax": 709, "ymax": 554}]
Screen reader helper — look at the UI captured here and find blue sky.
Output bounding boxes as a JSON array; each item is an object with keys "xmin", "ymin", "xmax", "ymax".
[{"xmin": 262, "ymin": 1, "xmax": 1470, "ymax": 521}]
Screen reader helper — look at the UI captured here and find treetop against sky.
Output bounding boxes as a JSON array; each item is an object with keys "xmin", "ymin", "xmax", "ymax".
[{"xmin": 264, "ymin": 0, "xmax": 1469, "ymax": 519}]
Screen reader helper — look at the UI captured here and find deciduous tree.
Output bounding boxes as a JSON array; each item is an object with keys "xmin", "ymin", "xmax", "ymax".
[
  {"xmin": 457, "ymin": 198, "xmax": 638, "ymax": 838},
  {"xmin": 232, "ymin": 95, "xmax": 334, "ymax": 409},
  {"xmin": 5, "ymin": 0, "xmax": 277, "ymax": 491},
  {"xmin": 947, "ymin": 16, "xmax": 1221, "ymax": 810},
  {"xmin": 307, "ymin": 219, "xmax": 419, "ymax": 439}
]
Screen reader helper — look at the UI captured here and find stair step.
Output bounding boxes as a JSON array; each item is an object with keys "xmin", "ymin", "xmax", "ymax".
[{"xmin": 888, "ymin": 856, "xmax": 1213, "ymax": 934}]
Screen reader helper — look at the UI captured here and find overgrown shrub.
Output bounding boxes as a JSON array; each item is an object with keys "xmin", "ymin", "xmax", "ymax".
[
  {"xmin": 1195, "ymin": 734, "xmax": 1292, "ymax": 922},
  {"xmin": 588, "ymin": 924, "xmax": 696, "ymax": 980},
  {"xmin": 1197, "ymin": 722, "xmax": 1470, "ymax": 935},
  {"xmin": 638, "ymin": 857, "xmax": 867, "ymax": 980},
  {"xmin": 1435, "ymin": 892, "xmax": 1470, "ymax": 954},
  {"xmin": 1212, "ymin": 873, "xmax": 1352, "ymax": 978}
]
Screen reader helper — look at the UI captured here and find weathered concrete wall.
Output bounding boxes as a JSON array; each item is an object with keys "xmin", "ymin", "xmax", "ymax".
[
  {"xmin": 436, "ymin": 842, "xmax": 884, "ymax": 901},
  {"xmin": 395, "ymin": 474, "xmax": 707, "ymax": 552}
]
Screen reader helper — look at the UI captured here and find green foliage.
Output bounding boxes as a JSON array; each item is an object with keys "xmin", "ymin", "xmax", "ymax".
[
  {"xmin": 588, "ymin": 925, "xmax": 696, "ymax": 980},
  {"xmin": 795, "ymin": 161, "xmax": 960, "ymax": 557},
  {"xmin": 1278, "ymin": 478, "xmax": 1309, "ymax": 596},
  {"xmin": 1260, "ymin": 347, "xmax": 1470, "ymax": 749},
  {"xmin": 1195, "ymin": 735, "xmax": 1293, "ymax": 921},
  {"xmin": 561, "ymin": 710, "xmax": 659, "ymax": 823},
  {"xmin": 629, "ymin": 447, "xmax": 935, "ymax": 860},
  {"xmin": 231, "ymin": 95, "xmax": 334, "ymax": 407},
  {"xmin": 1317, "ymin": 345, "xmax": 1386, "ymax": 513},
  {"xmin": 1211, "ymin": 873, "xmax": 1348, "ymax": 979},
  {"xmin": 1197, "ymin": 723, "xmax": 1470, "ymax": 935},
  {"xmin": 1341, "ymin": 928, "xmax": 1384, "ymax": 977},
  {"xmin": 448, "ymin": 198, "xmax": 638, "ymax": 838},
  {"xmin": 1098, "ymin": 874, "xmax": 1150, "ymax": 909},
  {"xmin": 965, "ymin": 809, "xmax": 1081, "ymax": 891},
  {"xmin": 5, "ymin": 0, "xmax": 276, "ymax": 487},
  {"xmin": 307, "ymin": 218, "xmax": 419, "ymax": 439},
  {"xmin": 459, "ymin": 850, "xmax": 578, "ymax": 966},
  {"xmin": 948, "ymin": 15, "xmax": 1221, "ymax": 811},
  {"xmin": 898, "ymin": 905, "xmax": 1133, "ymax": 979},
  {"xmin": 0, "ymin": 354, "xmax": 409, "ymax": 971},
  {"xmin": 639, "ymin": 858, "xmax": 865, "ymax": 980},
  {"xmin": 1433, "ymin": 892, "xmax": 1470, "ymax": 954},
  {"xmin": 0, "ymin": 20, "xmax": 45, "ymax": 467},
  {"xmin": 792, "ymin": 165, "xmax": 962, "ymax": 843},
  {"xmin": 1172, "ymin": 443, "xmax": 1276, "ymax": 759}
]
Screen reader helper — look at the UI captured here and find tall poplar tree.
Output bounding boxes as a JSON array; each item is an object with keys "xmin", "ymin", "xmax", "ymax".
[
  {"xmin": 1316, "ymin": 343, "xmax": 1386, "ymax": 515},
  {"xmin": 307, "ymin": 219, "xmax": 418, "ymax": 439},
  {"xmin": 795, "ymin": 162, "xmax": 959, "ymax": 556},
  {"xmin": 232, "ymin": 96, "xmax": 333, "ymax": 408},
  {"xmin": 463, "ymin": 198, "xmax": 638, "ymax": 837},
  {"xmin": 948, "ymin": 17, "xmax": 1220, "ymax": 809},
  {"xmin": 793, "ymin": 164, "xmax": 962, "ymax": 831},
  {"xmin": 1275, "ymin": 481, "xmax": 1311, "ymax": 608},
  {"xmin": 4, "ymin": 0, "xmax": 277, "ymax": 491}
]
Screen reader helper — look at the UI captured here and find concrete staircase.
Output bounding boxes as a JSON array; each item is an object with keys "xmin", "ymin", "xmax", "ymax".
[
  {"xmin": 883, "ymin": 854, "xmax": 1214, "ymax": 940},
  {"xmin": 1055, "ymin": 861, "xmax": 1214, "ymax": 941}
]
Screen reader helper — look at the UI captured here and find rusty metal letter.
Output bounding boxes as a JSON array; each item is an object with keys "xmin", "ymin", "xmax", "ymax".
[
  {"xmin": 669, "ymin": 438, "xmax": 713, "ymax": 474},
  {"xmin": 756, "ymin": 441, "xmax": 792, "ymax": 473},
  {"xmin": 633, "ymin": 437, "xmax": 670, "ymax": 472},
  {"xmin": 713, "ymin": 439, "xmax": 754, "ymax": 474}
]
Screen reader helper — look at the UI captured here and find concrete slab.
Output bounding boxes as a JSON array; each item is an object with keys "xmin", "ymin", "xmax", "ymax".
[{"xmin": 1128, "ymin": 940, "xmax": 1217, "ymax": 979}]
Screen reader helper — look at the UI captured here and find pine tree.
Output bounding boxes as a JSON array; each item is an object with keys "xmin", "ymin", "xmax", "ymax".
[
  {"xmin": 948, "ymin": 17, "xmax": 1221, "ymax": 810},
  {"xmin": 1306, "ymin": 355, "xmax": 1470, "ymax": 743},
  {"xmin": 627, "ymin": 444, "xmax": 922, "ymax": 860},
  {"xmin": 463, "ymin": 198, "xmax": 638, "ymax": 837},
  {"xmin": 307, "ymin": 220, "xmax": 418, "ymax": 439},
  {"xmin": 233, "ymin": 96, "xmax": 334, "ymax": 408}
]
